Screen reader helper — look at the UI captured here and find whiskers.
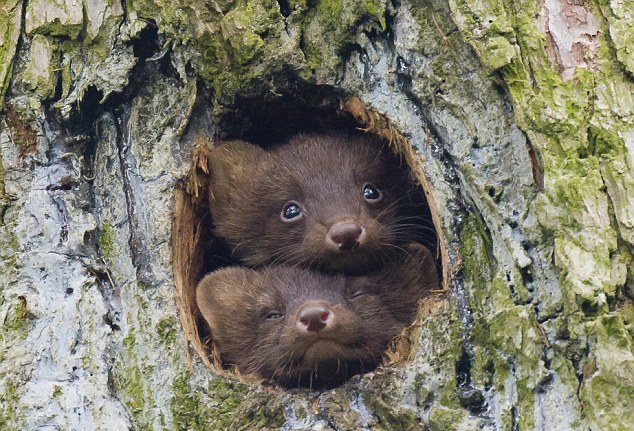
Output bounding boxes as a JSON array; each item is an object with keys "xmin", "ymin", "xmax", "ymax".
[
  {"xmin": 266, "ymin": 243, "xmax": 318, "ymax": 269},
  {"xmin": 374, "ymin": 193, "xmax": 412, "ymax": 220}
]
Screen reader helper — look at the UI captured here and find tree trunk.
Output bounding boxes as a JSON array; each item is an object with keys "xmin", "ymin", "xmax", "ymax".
[{"xmin": 1, "ymin": 0, "xmax": 632, "ymax": 430}]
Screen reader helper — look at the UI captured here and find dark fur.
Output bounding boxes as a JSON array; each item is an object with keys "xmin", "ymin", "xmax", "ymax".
[
  {"xmin": 208, "ymin": 132, "xmax": 427, "ymax": 273},
  {"xmin": 196, "ymin": 244, "xmax": 438, "ymax": 388}
]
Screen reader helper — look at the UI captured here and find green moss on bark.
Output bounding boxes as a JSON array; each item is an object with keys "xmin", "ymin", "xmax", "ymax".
[
  {"xmin": 132, "ymin": 0, "xmax": 387, "ymax": 100},
  {"xmin": 0, "ymin": 206, "xmax": 21, "ymax": 366},
  {"xmin": 428, "ymin": 405, "xmax": 465, "ymax": 431},
  {"xmin": 133, "ymin": 0, "xmax": 287, "ymax": 98},
  {"xmin": 0, "ymin": 379, "xmax": 21, "ymax": 430},
  {"xmin": 459, "ymin": 210, "xmax": 548, "ymax": 427},
  {"xmin": 451, "ymin": 0, "xmax": 634, "ymax": 427},
  {"xmin": 0, "ymin": 0, "xmax": 22, "ymax": 110},
  {"xmin": 580, "ymin": 315, "xmax": 634, "ymax": 430},
  {"xmin": 0, "ymin": 295, "xmax": 29, "ymax": 360},
  {"xmin": 99, "ymin": 222, "xmax": 115, "ymax": 262},
  {"xmin": 156, "ymin": 316, "xmax": 178, "ymax": 346},
  {"xmin": 459, "ymin": 214, "xmax": 494, "ymax": 292},
  {"xmin": 0, "ymin": 151, "xmax": 4, "ymax": 199},
  {"xmin": 299, "ymin": 0, "xmax": 387, "ymax": 73},
  {"xmin": 114, "ymin": 330, "xmax": 155, "ymax": 429},
  {"xmin": 171, "ymin": 374, "xmax": 286, "ymax": 431}
]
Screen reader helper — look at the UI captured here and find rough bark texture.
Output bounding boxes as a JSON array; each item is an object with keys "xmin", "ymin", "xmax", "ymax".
[{"xmin": 0, "ymin": 0, "xmax": 632, "ymax": 430}]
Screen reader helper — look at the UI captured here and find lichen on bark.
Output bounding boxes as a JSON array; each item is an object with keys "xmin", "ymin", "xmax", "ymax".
[{"xmin": 449, "ymin": 0, "xmax": 634, "ymax": 428}]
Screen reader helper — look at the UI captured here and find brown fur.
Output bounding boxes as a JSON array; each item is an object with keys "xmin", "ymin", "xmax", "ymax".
[
  {"xmin": 207, "ymin": 132, "xmax": 428, "ymax": 273},
  {"xmin": 196, "ymin": 244, "xmax": 438, "ymax": 388}
]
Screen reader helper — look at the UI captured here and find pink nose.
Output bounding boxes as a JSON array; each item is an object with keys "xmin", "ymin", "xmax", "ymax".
[
  {"xmin": 297, "ymin": 304, "xmax": 333, "ymax": 332},
  {"xmin": 326, "ymin": 222, "xmax": 364, "ymax": 251}
]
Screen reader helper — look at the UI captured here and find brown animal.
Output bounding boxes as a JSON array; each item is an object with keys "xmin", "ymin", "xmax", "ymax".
[
  {"xmin": 196, "ymin": 244, "xmax": 438, "ymax": 388},
  {"xmin": 207, "ymin": 132, "xmax": 429, "ymax": 274}
]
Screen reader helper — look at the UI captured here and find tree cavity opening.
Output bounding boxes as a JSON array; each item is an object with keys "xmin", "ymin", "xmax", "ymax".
[{"xmin": 172, "ymin": 87, "xmax": 448, "ymax": 386}]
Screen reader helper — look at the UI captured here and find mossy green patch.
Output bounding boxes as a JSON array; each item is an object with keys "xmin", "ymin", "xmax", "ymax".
[
  {"xmin": 130, "ymin": 0, "xmax": 388, "ymax": 104},
  {"xmin": 475, "ymin": 36, "xmax": 516, "ymax": 71},
  {"xmin": 52, "ymin": 385, "xmax": 63, "ymax": 399},
  {"xmin": 171, "ymin": 374, "xmax": 210, "ymax": 431},
  {"xmin": 599, "ymin": 315, "xmax": 632, "ymax": 353},
  {"xmin": 317, "ymin": 388, "xmax": 363, "ymax": 429},
  {"xmin": 0, "ymin": 0, "xmax": 21, "ymax": 110},
  {"xmin": 99, "ymin": 222, "xmax": 115, "ymax": 262},
  {"xmin": 410, "ymin": 303, "xmax": 465, "ymax": 418},
  {"xmin": 28, "ymin": 19, "xmax": 83, "ymax": 39},
  {"xmin": 473, "ymin": 316, "xmax": 542, "ymax": 386},
  {"xmin": 121, "ymin": 365, "xmax": 148, "ymax": 416},
  {"xmin": 363, "ymin": 0, "xmax": 386, "ymax": 30},
  {"xmin": 58, "ymin": 42, "xmax": 80, "ymax": 100},
  {"xmin": 460, "ymin": 213, "xmax": 533, "ymax": 312},
  {"xmin": 299, "ymin": 0, "xmax": 387, "ymax": 73},
  {"xmin": 0, "ymin": 296, "xmax": 30, "ymax": 344},
  {"xmin": 9, "ymin": 297, "xmax": 28, "ymax": 332},
  {"xmin": 583, "ymin": 375, "xmax": 634, "ymax": 431},
  {"xmin": 473, "ymin": 352, "xmax": 515, "ymax": 428},
  {"xmin": 122, "ymin": 328, "xmax": 136, "ymax": 349},
  {"xmin": 580, "ymin": 316, "xmax": 634, "ymax": 430},
  {"xmin": 473, "ymin": 306, "xmax": 547, "ymax": 383},
  {"xmin": 136, "ymin": 281, "xmax": 153, "ymax": 292},
  {"xmin": 515, "ymin": 378, "xmax": 536, "ymax": 430},
  {"xmin": 365, "ymin": 398, "xmax": 420, "ymax": 431},
  {"xmin": 133, "ymin": 0, "xmax": 288, "ymax": 101},
  {"xmin": 171, "ymin": 374, "xmax": 286, "ymax": 431},
  {"xmin": 220, "ymin": 6, "xmax": 265, "ymax": 66},
  {"xmin": 0, "ymin": 378, "xmax": 21, "ymax": 430},
  {"xmin": 114, "ymin": 328, "xmax": 155, "ymax": 429},
  {"xmin": 621, "ymin": 296, "xmax": 634, "ymax": 341},
  {"xmin": 428, "ymin": 405, "xmax": 464, "ymax": 431},
  {"xmin": 156, "ymin": 316, "xmax": 178, "ymax": 346},
  {"xmin": 0, "ymin": 150, "xmax": 5, "ymax": 199},
  {"xmin": 0, "ymin": 209, "xmax": 19, "ymax": 309},
  {"xmin": 459, "ymin": 214, "xmax": 494, "ymax": 299},
  {"xmin": 459, "ymin": 210, "xmax": 550, "ymax": 425}
]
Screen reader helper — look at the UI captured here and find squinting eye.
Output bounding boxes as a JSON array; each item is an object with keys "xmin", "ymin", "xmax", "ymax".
[
  {"xmin": 265, "ymin": 311, "xmax": 284, "ymax": 320},
  {"xmin": 281, "ymin": 201, "xmax": 303, "ymax": 222},
  {"xmin": 362, "ymin": 183, "xmax": 382, "ymax": 203},
  {"xmin": 348, "ymin": 289, "xmax": 366, "ymax": 299}
]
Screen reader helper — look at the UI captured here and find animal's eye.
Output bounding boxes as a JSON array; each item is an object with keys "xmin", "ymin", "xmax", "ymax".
[
  {"xmin": 362, "ymin": 183, "xmax": 382, "ymax": 203},
  {"xmin": 281, "ymin": 201, "xmax": 303, "ymax": 222},
  {"xmin": 347, "ymin": 289, "xmax": 366, "ymax": 299},
  {"xmin": 264, "ymin": 310, "xmax": 284, "ymax": 320}
]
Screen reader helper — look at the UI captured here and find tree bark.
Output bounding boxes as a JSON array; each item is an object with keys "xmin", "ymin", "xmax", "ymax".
[{"xmin": 0, "ymin": 0, "xmax": 632, "ymax": 430}]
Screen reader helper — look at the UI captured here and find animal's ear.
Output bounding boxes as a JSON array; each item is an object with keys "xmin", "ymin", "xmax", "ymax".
[
  {"xmin": 207, "ymin": 140, "xmax": 267, "ymax": 209},
  {"xmin": 196, "ymin": 267, "xmax": 262, "ymax": 333}
]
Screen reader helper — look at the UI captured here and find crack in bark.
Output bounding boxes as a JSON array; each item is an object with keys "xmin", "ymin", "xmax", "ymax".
[
  {"xmin": 573, "ymin": 338, "xmax": 590, "ymax": 422},
  {"xmin": 16, "ymin": 0, "xmax": 28, "ymax": 58},
  {"xmin": 594, "ymin": 5, "xmax": 634, "ymax": 81},
  {"xmin": 119, "ymin": 0, "xmax": 128, "ymax": 22},
  {"xmin": 112, "ymin": 107, "xmax": 156, "ymax": 287},
  {"xmin": 524, "ymin": 135, "xmax": 544, "ymax": 190},
  {"xmin": 600, "ymin": 158, "xmax": 630, "ymax": 257},
  {"xmin": 50, "ymin": 193, "xmax": 69, "ymax": 245}
]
